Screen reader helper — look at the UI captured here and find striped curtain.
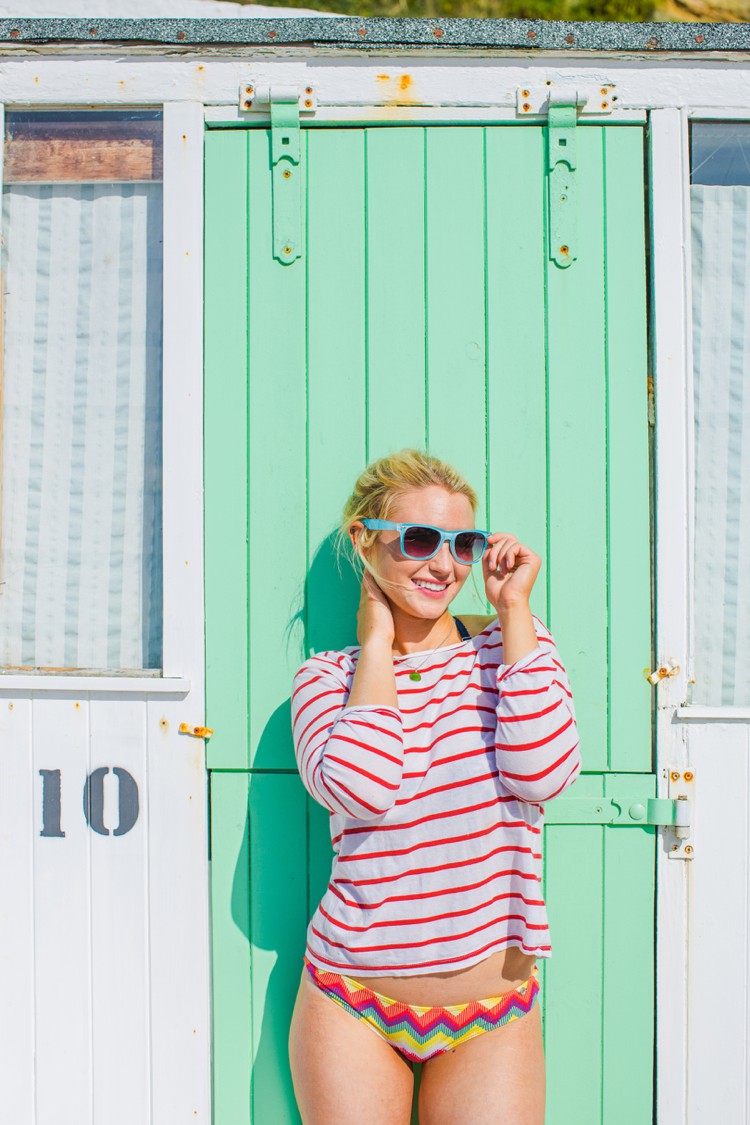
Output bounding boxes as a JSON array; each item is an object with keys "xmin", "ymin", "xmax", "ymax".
[
  {"xmin": 0, "ymin": 183, "xmax": 163, "ymax": 671},
  {"xmin": 690, "ymin": 185, "xmax": 750, "ymax": 706}
]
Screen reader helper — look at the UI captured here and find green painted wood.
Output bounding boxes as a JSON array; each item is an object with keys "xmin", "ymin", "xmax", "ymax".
[
  {"xmin": 485, "ymin": 126, "xmax": 549, "ymax": 625},
  {"xmin": 208, "ymin": 771, "xmax": 252, "ymax": 1124},
  {"xmin": 603, "ymin": 129, "xmax": 652, "ymax": 772},
  {"xmin": 204, "ymin": 122, "xmax": 653, "ymax": 1125},
  {"xmin": 542, "ymin": 772, "xmax": 656, "ymax": 1125},
  {"xmin": 547, "ymin": 127, "xmax": 609, "ymax": 774},
  {"xmin": 365, "ymin": 127, "xmax": 427, "ymax": 461},
  {"xmin": 204, "ymin": 131, "xmax": 250, "ymax": 771}
]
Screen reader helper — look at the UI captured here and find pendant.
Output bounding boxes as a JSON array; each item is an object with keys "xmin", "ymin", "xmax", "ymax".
[{"xmin": 409, "ymin": 671, "xmax": 422, "ymax": 682}]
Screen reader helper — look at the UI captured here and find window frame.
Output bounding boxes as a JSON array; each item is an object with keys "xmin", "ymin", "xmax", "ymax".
[{"xmin": 0, "ymin": 101, "xmax": 203, "ymax": 691}]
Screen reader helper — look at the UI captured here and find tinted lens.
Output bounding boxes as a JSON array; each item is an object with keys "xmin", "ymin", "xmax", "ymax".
[
  {"xmin": 454, "ymin": 531, "xmax": 486, "ymax": 563},
  {"xmin": 402, "ymin": 525, "xmax": 442, "ymax": 559}
]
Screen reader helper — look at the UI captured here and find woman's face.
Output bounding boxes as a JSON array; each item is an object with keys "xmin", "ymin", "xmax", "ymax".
[{"xmin": 353, "ymin": 485, "xmax": 476, "ymax": 621}]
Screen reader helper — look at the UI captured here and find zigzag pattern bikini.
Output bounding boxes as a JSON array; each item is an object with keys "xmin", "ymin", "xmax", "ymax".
[{"xmin": 303, "ymin": 956, "xmax": 540, "ymax": 1064}]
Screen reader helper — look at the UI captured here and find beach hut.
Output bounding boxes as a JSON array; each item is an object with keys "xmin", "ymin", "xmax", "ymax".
[{"xmin": 0, "ymin": 10, "xmax": 747, "ymax": 1124}]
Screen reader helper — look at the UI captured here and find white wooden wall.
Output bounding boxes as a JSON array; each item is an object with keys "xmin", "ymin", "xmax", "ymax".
[
  {"xmin": 0, "ymin": 99, "xmax": 212, "ymax": 1124},
  {"xmin": 0, "ymin": 43, "xmax": 747, "ymax": 1125}
]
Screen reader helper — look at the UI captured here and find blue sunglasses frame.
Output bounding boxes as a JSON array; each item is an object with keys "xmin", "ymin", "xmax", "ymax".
[{"xmin": 361, "ymin": 519, "xmax": 490, "ymax": 565}]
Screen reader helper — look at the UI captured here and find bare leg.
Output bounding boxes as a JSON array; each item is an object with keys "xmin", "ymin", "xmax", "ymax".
[
  {"xmin": 417, "ymin": 1001, "xmax": 545, "ymax": 1125},
  {"xmin": 288, "ymin": 971, "xmax": 415, "ymax": 1125}
]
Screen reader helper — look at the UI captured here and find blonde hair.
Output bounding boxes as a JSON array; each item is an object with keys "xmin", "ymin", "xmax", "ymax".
[{"xmin": 337, "ymin": 449, "xmax": 478, "ymax": 589}]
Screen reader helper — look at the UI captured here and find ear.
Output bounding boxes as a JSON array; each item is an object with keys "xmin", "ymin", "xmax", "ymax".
[{"xmin": 349, "ymin": 521, "xmax": 363, "ymax": 552}]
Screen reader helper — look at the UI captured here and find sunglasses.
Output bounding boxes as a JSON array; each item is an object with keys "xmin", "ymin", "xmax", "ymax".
[{"xmin": 361, "ymin": 519, "xmax": 490, "ymax": 565}]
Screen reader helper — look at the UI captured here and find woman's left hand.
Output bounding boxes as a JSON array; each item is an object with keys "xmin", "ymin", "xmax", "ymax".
[{"xmin": 482, "ymin": 534, "xmax": 542, "ymax": 611}]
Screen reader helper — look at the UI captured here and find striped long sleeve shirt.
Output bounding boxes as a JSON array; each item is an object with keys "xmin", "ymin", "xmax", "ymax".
[{"xmin": 290, "ymin": 613, "xmax": 582, "ymax": 977}]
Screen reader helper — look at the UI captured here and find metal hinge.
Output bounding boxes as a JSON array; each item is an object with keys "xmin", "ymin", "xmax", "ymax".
[
  {"xmin": 544, "ymin": 769, "xmax": 694, "ymax": 860},
  {"xmin": 239, "ymin": 83, "xmax": 317, "ymax": 265},
  {"xmin": 545, "ymin": 92, "xmax": 580, "ymax": 269}
]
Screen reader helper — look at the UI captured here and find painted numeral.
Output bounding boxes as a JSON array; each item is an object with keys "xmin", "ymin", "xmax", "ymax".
[{"xmin": 39, "ymin": 767, "xmax": 139, "ymax": 837}]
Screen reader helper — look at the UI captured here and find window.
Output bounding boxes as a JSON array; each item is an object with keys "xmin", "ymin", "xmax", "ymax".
[
  {"xmin": 0, "ymin": 110, "xmax": 163, "ymax": 672},
  {"xmin": 689, "ymin": 122, "xmax": 750, "ymax": 705}
]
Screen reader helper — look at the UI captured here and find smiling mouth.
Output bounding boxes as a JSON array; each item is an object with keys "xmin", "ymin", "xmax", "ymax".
[{"xmin": 412, "ymin": 578, "xmax": 450, "ymax": 594}]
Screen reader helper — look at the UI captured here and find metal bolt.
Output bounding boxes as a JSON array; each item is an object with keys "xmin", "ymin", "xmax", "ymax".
[{"xmin": 670, "ymin": 770, "xmax": 680, "ymax": 781}]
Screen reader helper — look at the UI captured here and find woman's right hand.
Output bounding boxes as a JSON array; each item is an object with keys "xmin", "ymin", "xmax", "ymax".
[{"xmin": 356, "ymin": 571, "xmax": 395, "ymax": 648}]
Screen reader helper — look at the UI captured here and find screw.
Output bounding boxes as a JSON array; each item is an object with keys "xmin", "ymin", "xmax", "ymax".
[
  {"xmin": 246, "ymin": 85, "xmax": 254, "ymax": 94},
  {"xmin": 243, "ymin": 101, "xmax": 252, "ymax": 110},
  {"xmin": 268, "ymin": 30, "xmax": 277, "ymax": 37},
  {"xmin": 304, "ymin": 100, "xmax": 313, "ymax": 108},
  {"xmin": 283, "ymin": 245, "xmax": 292, "ymax": 254},
  {"xmin": 696, "ymin": 34, "xmax": 704, "ymax": 42},
  {"xmin": 89, "ymin": 27, "xmax": 98, "ymax": 36},
  {"xmin": 600, "ymin": 88, "xmax": 608, "ymax": 95},
  {"xmin": 283, "ymin": 169, "xmax": 292, "ymax": 178},
  {"xmin": 522, "ymin": 89, "xmax": 530, "ymax": 97},
  {"xmin": 601, "ymin": 102, "xmax": 609, "ymax": 110},
  {"xmin": 565, "ymin": 34, "xmax": 574, "ymax": 43},
  {"xmin": 560, "ymin": 244, "xmax": 569, "ymax": 254},
  {"xmin": 434, "ymin": 27, "xmax": 444, "ymax": 36},
  {"xmin": 672, "ymin": 844, "xmax": 680, "ymax": 851},
  {"xmin": 670, "ymin": 770, "xmax": 680, "ymax": 781},
  {"xmin": 10, "ymin": 28, "xmax": 19, "ymax": 37},
  {"xmin": 176, "ymin": 30, "xmax": 186, "ymax": 40},
  {"xmin": 684, "ymin": 770, "xmax": 694, "ymax": 782},
  {"xmin": 523, "ymin": 103, "xmax": 531, "ymax": 112},
  {"xmin": 527, "ymin": 30, "xmax": 536, "ymax": 39},
  {"xmin": 306, "ymin": 87, "xmax": 313, "ymax": 94},
  {"xmin": 685, "ymin": 845, "xmax": 693, "ymax": 854}
]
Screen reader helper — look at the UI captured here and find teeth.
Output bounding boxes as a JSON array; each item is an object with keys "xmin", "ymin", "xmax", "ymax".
[{"xmin": 414, "ymin": 579, "xmax": 448, "ymax": 591}]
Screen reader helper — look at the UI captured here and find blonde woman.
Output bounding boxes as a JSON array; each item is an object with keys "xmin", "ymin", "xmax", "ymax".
[{"xmin": 288, "ymin": 450, "xmax": 582, "ymax": 1125}]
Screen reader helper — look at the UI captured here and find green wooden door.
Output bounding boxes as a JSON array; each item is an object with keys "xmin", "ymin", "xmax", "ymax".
[{"xmin": 204, "ymin": 121, "xmax": 653, "ymax": 1125}]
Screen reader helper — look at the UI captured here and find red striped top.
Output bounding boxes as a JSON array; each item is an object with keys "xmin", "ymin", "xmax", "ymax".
[{"xmin": 291, "ymin": 613, "xmax": 582, "ymax": 977}]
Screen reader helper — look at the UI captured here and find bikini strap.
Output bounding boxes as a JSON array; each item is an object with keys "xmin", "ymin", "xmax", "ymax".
[{"xmin": 453, "ymin": 616, "xmax": 471, "ymax": 641}]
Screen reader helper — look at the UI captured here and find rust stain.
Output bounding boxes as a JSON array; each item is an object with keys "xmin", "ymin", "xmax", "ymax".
[
  {"xmin": 376, "ymin": 73, "xmax": 390, "ymax": 80},
  {"xmin": 34, "ymin": 76, "xmax": 39, "ymax": 84},
  {"xmin": 400, "ymin": 74, "xmax": 411, "ymax": 90},
  {"xmin": 374, "ymin": 72, "xmax": 419, "ymax": 107},
  {"xmin": 198, "ymin": 65, "xmax": 205, "ymax": 71}
]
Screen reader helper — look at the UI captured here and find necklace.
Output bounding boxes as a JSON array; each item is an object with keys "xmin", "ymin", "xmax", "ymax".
[{"xmin": 395, "ymin": 618, "xmax": 460, "ymax": 682}]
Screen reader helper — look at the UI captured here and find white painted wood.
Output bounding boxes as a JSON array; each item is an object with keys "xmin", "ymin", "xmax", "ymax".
[
  {"xmin": 90, "ymin": 698, "xmax": 151, "ymax": 1125},
  {"xmin": 0, "ymin": 675, "xmax": 190, "ymax": 692},
  {"xmin": 683, "ymin": 722, "xmax": 750, "ymax": 1124},
  {"xmin": 0, "ymin": 697, "xmax": 35, "ymax": 1124},
  {"xmin": 32, "ymin": 697, "xmax": 94, "ymax": 1124},
  {"xmin": 0, "ymin": 97, "xmax": 210, "ymax": 1125},
  {"xmin": 0, "ymin": 54, "xmax": 749, "ymax": 113},
  {"xmin": 154, "ymin": 100, "xmax": 211, "ymax": 1123},
  {"xmin": 650, "ymin": 107, "xmax": 692, "ymax": 1125},
  {"xmin": 205, "ymin": 104, "xmax": 647, "ymax": 125},
  {"xmin": 676, "ymin": 707, "xmax": 750, "ymax": 720}
]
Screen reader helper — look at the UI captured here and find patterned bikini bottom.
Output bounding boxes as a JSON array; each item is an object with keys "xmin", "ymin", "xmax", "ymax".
[{"xmin": 302, "ymin": 956, "xmax": 541, "ymax": 1065}]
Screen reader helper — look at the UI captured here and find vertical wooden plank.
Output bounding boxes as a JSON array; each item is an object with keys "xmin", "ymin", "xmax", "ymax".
[
  {"xmin": 424, "ymin": 127, "xmax": 489, "ymax": 618},
  {"xmin": 0, "ymin": 695, "xmax": 35, "ymax": 1123},
  {"xmin": 485, "ymin": 126, "xmax": 549, "ymax": 622},
  {"xmin": 542, "ymin": 774, "xmax": 605, "ymax": 1125},
  {"xmin": 246, "ymin": 128, "xmax": 307, "ymax": 769},
  {"xmin": 604, "ymin": 128, "xmax": 652, "ymax": 773},
  {"xmin": 365, "ymin": 127, "xmax": 427, "ymax": 459},
  {"xmin": 32, "ymin": 696, "xmax": 93, "ymax": 1124},
  {"xmin": 306, "ymin": 129, "xmax": 367, "ymax": 656},
  {"xmin": 90, "ymin": 698, "xmax": 150, "ymax": 1125},
  {"xmin": 546, "ymin": 126, "xmax": 608, "ymax": 771},
  {"xmin": 688, "ymin": 724, "xmax": 749, "ymax": 1123},
  {"xmin": 249, "ymin": 775, "xmax": 307, "ymax": 1125},
  {"xmin": 204, "ymin": 129, "xmax": 249, "ymax": 769},
  {"xmin": 601, "ymin": 773, "xmax": 656, "ymax": 1125},
  {"xmin": 209, "ymin": 771, "xmax": 252, "ymax": 1125}
]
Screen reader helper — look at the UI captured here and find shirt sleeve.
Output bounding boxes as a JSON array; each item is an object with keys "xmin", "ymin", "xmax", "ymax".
[
  {"xmin": 493, "ymin": 615, "xmax": 582, "ymax": 805},
  {"xmin": 290, "ymin": 653, "xmax": 405, "ymax": 820}
]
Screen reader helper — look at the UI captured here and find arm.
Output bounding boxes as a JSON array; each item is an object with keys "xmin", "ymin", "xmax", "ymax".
[
  {"xmin": 291, "ymin": 653, "xmax": 404, "ymax": 820},
  {"xmin": 493, "ymin": 605, "xmax": 582, "ymax": 805}
]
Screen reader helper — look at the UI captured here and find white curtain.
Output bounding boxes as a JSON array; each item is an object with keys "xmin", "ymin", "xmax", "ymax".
[
  {"xmin": 0, "ymin": 183, "xmax": 163, "ymax": 671},
  {"xmin": 690, "ymin": 185, "xmax": 750, "ymax": 706}
]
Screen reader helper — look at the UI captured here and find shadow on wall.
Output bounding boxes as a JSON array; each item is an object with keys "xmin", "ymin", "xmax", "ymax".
[{"xmin": 227, "ymin": 531, "xmax": 367, "ymax": 1123}]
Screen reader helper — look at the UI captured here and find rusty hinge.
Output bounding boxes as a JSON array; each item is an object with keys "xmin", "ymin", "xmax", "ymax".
[{"xmin": 179, "ymin": 723, "xmax": 213, "ymax": 740}]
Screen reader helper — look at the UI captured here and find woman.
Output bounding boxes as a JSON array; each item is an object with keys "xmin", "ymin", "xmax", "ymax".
[{"xmin": 288, "ymin": 450, "xmax": 582, "ymax": 1125}]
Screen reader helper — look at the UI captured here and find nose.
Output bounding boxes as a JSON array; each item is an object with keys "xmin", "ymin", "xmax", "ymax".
[{"xmin": 428, "ymin": 540, "xmax": 454, "ymax": 575}]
